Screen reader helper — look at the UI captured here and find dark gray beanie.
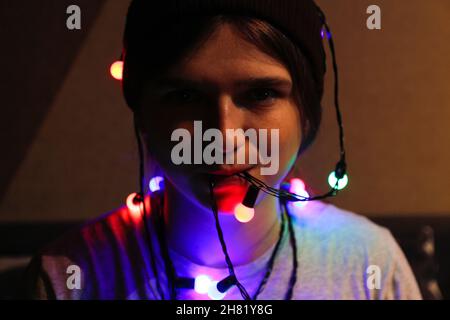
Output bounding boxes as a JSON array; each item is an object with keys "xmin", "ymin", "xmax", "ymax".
[{"xmin": 123, "ymin": 0, "xmax": 326, "ymax": 110}]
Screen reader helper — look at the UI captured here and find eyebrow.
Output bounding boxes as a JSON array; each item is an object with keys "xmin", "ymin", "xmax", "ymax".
[
  {"xmin": 235, "ymin": 77, "xmax": 293, "ymax": 89},
  {"xmin": 154, "ymin": 76, "xmax": 293, "ymax": 91}
]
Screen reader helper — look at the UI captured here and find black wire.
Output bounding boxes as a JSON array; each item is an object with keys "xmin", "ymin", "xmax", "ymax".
[
  {"xmin": 283, "ymin": 201, "xmax": 298, "ymax": 300},
  {"xmin": 133, "ymin": 113, "xmax": 165, "ymax": 300},
  {"xmin": 208, "ymin": 177, "xmax": 252, "ymax": 300},
  {"xmin": 151, "ymin": 191, "xmax": 178, "ymax": 300},
  {"xmin": 323, "ymin": 22, "xmax": 346, "ymax": 162},
  {"xmin": 131, "ymin": 5, "xmax": 344, "ymax": 302},
  {"xmin": 314, "ymin": 4, "xmax": 346, "ymax": 161},
  {"xmin": 251, "ymin": 199, "xmax": 299, "ymax": 301},
  {"xmin": 238, "ymin": 171, "xmax": 340, "ymax": 202},
  {"xmin": 252, "ymin": 205, "xmax": 286, "ymax": 299},
  {"xmin": 251, "ymin": 197, "xmax": 299, "ymax": 300},
  {"xmin": 162, "ymin": 187, "xmax": 299, "ymax": 301}
]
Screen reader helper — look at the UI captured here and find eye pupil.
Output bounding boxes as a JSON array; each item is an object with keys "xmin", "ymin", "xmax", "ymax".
[
  {"xmin": 179, "ymin": 91, "xmax": 191, "ymax": 100},
  {"xmin": 168, "ymin": 90, "xmax": 195, "ymax": 103},
  {"xmin": 253, "ymin": 89, "xmax": 274, "ymax": 101}
]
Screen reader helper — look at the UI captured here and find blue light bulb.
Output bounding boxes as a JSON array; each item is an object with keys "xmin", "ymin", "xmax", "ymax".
[{"xmin": 149, "ymin": 176, "xmax": 164, "ymax": 192}]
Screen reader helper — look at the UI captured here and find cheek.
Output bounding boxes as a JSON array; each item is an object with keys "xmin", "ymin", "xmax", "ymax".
[
  {"xmin": 272, "ymin": 104, "xmax": 302, "ymax": 168},
  {"xmin": 143, "ymin": 134, "xmax": 172, "ymax": 170},
  {"xmin": 250, "ymin": 104, "xmax": 301, "ymax": 189},
  {"xmin": 141, "ymin": 119, "xmax": 207, "ymax": 208},
  {"xmin": 140, "ymin": 110, "xmax": 187, "ymax": 163}
]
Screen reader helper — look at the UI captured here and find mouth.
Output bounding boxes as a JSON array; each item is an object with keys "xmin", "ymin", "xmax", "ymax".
[
  {"xmin": 203, "ymin": 166, "xmax": 256, "ymax": 189},
  {"xmin": 207, "ymin": 164, "xmax": 256, "ymax": 175},
  {"xmin": 205, "ymin": 170, "xmax": 253, "ymax": 214},
  {"xmin": 209, "ymin": 174, "xmax": 246, "ymax": 189}
]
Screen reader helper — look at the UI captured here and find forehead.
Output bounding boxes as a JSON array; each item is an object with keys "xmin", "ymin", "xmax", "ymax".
[{"xmin": 163, "ymin": 23, "xmax": 292, "ymax": 83}]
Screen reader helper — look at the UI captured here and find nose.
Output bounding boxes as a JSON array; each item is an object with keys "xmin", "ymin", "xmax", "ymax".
[{"xmin": 212, "ymin": 94, "xmax": 247, "ymax": 153}]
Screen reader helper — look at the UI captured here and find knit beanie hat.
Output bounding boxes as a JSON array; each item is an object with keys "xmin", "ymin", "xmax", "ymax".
[{"xmin": 122, "ymin": 0, "xmax": 326, "ymax": 111}]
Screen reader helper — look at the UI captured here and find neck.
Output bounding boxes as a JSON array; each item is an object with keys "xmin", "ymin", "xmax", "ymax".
[{"xmin": 162, "ymin": 180, "xmax": 282, "ymax": 268}]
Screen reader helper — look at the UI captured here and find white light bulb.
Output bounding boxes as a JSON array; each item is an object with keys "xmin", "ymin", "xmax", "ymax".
[
  {"xmin": 234, "ymin": 203, "xmax": 255, "ymax": 223},
  {"xmin": 126, "ymin": 192, "xmax": 142, "ymax": 216},
  {"xmin": 194, "ymin": 275, "xmax": 212, "ymax": 295},
  {"xmin": 328, "ymin": 171, "xmax": 349, "ymax": 190}
]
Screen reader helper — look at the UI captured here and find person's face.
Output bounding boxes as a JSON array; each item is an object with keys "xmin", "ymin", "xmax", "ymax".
[{"xmin": 138, "ymin": 23, "xmax": 302, "ymax": 214}]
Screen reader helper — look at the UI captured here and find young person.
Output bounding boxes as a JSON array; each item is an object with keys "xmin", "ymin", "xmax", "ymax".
[{"xmin": 25, "ymin": 0, "xmax": 421, "ymax": 300}]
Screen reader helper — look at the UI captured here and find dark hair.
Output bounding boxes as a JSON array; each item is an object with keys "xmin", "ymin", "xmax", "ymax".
[{"xmin": 123, "ymin": 14, "xmax": 323, "ymax": 154}]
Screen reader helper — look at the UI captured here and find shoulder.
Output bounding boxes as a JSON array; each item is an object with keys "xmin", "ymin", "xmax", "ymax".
[
  {"xmin": 291, "ymin": 201, "xmax": 393, "ymax": 250},
  {"xmin": 42, "ymin": 203, "xmax": 143, "ymax": 261},
  {"xmin": 289, "ymin": 201, "xmax": 422, "ymax": 299},
  {"xmin": 25, "ymin": 202, "xmax": 149, "ymax": 299},
  {"xmin": 290, "ymin": 201, "xmax": 395, "ymax": 268}
]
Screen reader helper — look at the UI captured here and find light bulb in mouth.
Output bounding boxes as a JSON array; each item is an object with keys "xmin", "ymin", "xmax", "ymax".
[
  {"xmin": 207, "ymin": 171, "xmax": 249, "ymax": 214},
  {"xmin": 233, "ymin": 184, "xmax": 259, "ymax": 223}
]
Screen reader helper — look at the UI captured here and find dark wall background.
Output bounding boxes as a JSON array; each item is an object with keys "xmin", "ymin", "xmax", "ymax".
[{"xmin": 0, "ymin": 0, "xmax": 449, "ymax": 222}]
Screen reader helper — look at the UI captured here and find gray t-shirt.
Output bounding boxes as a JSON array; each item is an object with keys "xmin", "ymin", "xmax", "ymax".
[{"xmin": 25, "ymin": 200, "xmax": 422, "ymax": 300}]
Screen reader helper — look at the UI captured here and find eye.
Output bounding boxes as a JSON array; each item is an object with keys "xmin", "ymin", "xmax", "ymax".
[
  {"xmin": 247, "ymin": 88, "xmax": 280, "ymax": 104},
  {"xmin": 251, "ymin": 89, "xmax": 278, "ymax": 101},
  {"xmin": 164, "ymin": 89, "xmax": 199, "ymax": 104}
]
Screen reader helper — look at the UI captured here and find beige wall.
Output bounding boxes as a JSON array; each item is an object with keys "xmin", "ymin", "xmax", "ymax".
[
  {"xmin": 302, "ymin": 0, "xmax": 450, "ymax": 215},
  {"xmin": 1, "ymin": 0, "xmax": 449, "ymax": 222}
]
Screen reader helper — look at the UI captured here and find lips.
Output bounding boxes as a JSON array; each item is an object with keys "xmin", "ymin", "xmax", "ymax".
[
  {"xmin": 198, "ymin": 167, "xmax": 254, "ymax": 214},
  {"xmin": 207, "ymin": 174, "xmax": 248, "ymax": 214},
  {"xmin": 209, "ymin": 174, "xmax": 247, "ymax": 189},
  {"xmin": 207, "ymin": 164, "xmax": 256, "ymax": 175},
  {"xmin": 206, "ymin": 166, "xmax": 254, "ymax": 187}
]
